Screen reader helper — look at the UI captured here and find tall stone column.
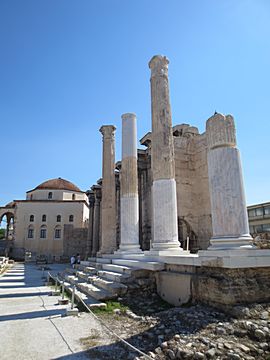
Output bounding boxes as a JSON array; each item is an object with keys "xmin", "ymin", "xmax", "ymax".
[
  {"xmin": 148, "ymin": 55, "xmax": 182, "ymax": 255},
  {"xmin": 99, "ymin": 125, "xmax": 117, "ymax": 254},
  {"xmin": 92, "ymin": 185, "xmax": 101, "ymax": 256},
  {"xmin": 85, "ymin": 190, "xmax": 95, "ymax": 259},
  {"xmin": 117, "ymin": 113, "xmax": 142, "ymax": 253},
  {"xmin": 206, "ymin": 113, "xmax": 253, "ymax": 249}
]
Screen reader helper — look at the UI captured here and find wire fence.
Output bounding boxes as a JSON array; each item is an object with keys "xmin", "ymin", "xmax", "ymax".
[{"xmin": 46, "ymin": 271, "xmax": 152, "ymax": 360}]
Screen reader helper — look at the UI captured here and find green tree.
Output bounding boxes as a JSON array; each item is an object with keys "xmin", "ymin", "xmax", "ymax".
[{"xmin": 0, "ymin": 228, "xmax": 5, "ymax": 239}]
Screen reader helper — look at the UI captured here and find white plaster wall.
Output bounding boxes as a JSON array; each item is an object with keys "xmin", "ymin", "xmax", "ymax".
[
  {"xmin": 14, "ymin": 201, "xmax": 89, "ymax": 256},
  {"xmin": 26, "ymin": 189, "xmax": 88, "ymax": 202}
]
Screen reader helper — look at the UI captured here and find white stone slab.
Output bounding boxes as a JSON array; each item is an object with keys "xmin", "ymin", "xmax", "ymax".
[{"xmin": 112, "ymin": 259, "xmax": 165, "ymax": 271}]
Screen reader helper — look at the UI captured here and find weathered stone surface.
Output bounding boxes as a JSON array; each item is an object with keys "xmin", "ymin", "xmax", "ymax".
[
  {"xmin": 148, "ymin": 55, "xmax": 181, "ymax": 253},
  {"xmin": 193, "ymin": 266, "xmax": 270, "ymax": 306},
  {"xmin": 206, "ymin": 113, "xmax": 252, "ymax": 249},
  {"xmin": 99, "ymin": 125, "xmax": 117, "ymax": 254}
]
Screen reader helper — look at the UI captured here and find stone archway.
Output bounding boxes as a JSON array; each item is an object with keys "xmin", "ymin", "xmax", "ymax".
[
  {"xmin": 178, "ymin": 217, "xmax": 198, "ymax": 252},
  {"xmin": 0, "ymin": 206, "xmax": 16, "ymax": 256}
]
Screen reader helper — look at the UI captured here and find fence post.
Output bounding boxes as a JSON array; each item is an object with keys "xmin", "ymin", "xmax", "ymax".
[
  {"xmin": 62, "ymin": 281, "xmax": 65, "ymax": 299},
  {"xmin": 71, "ymin": 285, "xmax": 75, "ymax": 309}
]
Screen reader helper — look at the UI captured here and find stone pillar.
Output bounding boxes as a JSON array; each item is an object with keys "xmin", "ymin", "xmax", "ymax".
[
  {"xmin": 117, "ymin": 113, "xmax": 142, "ymax": 254},
  {"xmin": 115, "ymin": 170, "xmax": 121, "ymax": 249},
  {"xmin": 85, "ymin": 190, "xmax": 95, "ymax": 259},
  {"xmin": 99, "ymin": 125, "xmax": 117, "ymax": 254},
  {"xmin": 92, "ymin": 185, "xmax": 102, "ymax": 256},
  {"xmin": 206, "ymin": 113, "xmax": 253, "ymax": 249},
  {"xmin": 148, "ymin": 55, "xmax": 182, "ymax": 255}
]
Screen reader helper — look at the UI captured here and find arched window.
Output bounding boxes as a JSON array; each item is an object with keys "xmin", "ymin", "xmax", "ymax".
[
  {"xmin": 56, "ymin": 215, "xmax": 61, "ymax": 222},
  {"xmin": 54, "ymin": 226, "xmax": 61, "ymax": 239},
  {"xmin": 69, "ymin": 215, "xmax": 74, "ymax": 222},
  {"xmin": 28, "ymin": 226, "xmax": 34, "ymax": 239},
  {"xmin": 48, "ymin": 192, "xmax": 53, "ymax": 199},
  {"xmin": 42, "ymin": 214, "xmax": 46, "ymax": 222},
  {"xmin": 72, "ymin": 194, "xmax": 76, "ymax": 200},
  {"xmin": 30, "ymin": 194, "xmax": 33, "ymax": 200},
  {"xmin": 40, "ymin": 226, "xmax": 47, "ymax": 239},
  {"xmin": 29, "ymin": 215, "xmax": 34, "ymax": 222}
]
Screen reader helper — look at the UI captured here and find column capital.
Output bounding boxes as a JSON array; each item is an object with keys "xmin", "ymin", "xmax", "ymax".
[
  {"xmin": 121, "ymin": 113, "xmax": 136, "ymax": 121},
  {"xmin": 91, "ymin": 184, "xmax": 102, "ymax": 201},
  {"xmin": 99, "ymin": 125, "xmax": 116, "ymax": 138},
  {"xmin": 206, "ymin": 113, "xmax": 236, "ymax": 150},
  {"xmin": 86, "ymin": 190, "xmax": 95, "ymax": 206},
  {"xmin": 149, "ymin": 55, "xmax": 169, "ymax": 77}
]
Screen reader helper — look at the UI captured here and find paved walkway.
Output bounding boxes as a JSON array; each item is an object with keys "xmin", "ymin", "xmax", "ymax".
[{"xmin": 0, "ymin": 263, "xmax": 110, "ymax": 360}]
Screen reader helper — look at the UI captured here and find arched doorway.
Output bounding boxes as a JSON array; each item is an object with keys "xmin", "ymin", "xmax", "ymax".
[
  {"xmin": 0, "ymin": 211, "xmax": 15, "ymax": 256},
  {"xmin": 0, "ymin": 212, "xmax": 15, "ymax": 241}
]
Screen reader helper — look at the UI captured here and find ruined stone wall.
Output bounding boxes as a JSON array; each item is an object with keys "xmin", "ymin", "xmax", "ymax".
[
  {"xmin": 192, "ymin": 133, "xmax": 212, "ymax": 249},
  {"xmin": 136, "ymin": 124, "xmax": 212, "ymax": 252},
  {"xmin": 93, "ymin": 123, "xmax": 212, "ymax": 253},
  {"xmin": 138, "ymin": 150, "xmax": 152, "ymax": 250},
  {"xmin": 192, "ymin": 266, "xmax": 270, "ymax": 308},
  {"xmin": 174, "ymin": 127, "xmax": 212, "ymax": 250},
  {"xmin": 63, "ymin": 224, "xmax": 88, "ymax": 257},
  {"xmin": 156, "ymin": 263, "xmax": 270, "ymax": 308}
]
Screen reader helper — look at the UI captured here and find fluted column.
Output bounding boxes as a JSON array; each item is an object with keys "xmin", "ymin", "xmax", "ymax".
[
  {"xmin": 99, "ymin": 125, "xmax": 117, "ymax": 254},
  {"xmin": 148, "ymin": 55, "xmax": 182, "ymax": 255},
  {"xmin": 206, "ymin": 113, "xmax": 253, "ymax": 249},
  {"xmin": 92, "ymin": 185, "xmax": 101, "ymax": 256},
  {"xmin": 117, "ymin": 113, "xmax": 142, "ymax": 254},
  {"xmin": 85, "ymin": 190, "xmax": 95, "ymax": 259}
]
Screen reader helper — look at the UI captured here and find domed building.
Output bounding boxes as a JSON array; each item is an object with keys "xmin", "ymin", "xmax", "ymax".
[{"xmin": 9, "ymin": 178, "xmax": 89, "ymax": 260}]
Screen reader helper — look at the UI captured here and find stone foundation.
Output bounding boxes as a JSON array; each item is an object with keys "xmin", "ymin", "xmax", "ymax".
[
  {"xmin": 193, "ymin": 266, "xmax": 270, "ymax": 308},
  {"xmin": 155, "ymin": 263, "xmax": 270, "ymax": 309}
]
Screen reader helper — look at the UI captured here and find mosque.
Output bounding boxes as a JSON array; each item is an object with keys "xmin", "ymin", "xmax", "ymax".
[{"xmin": 0, "ymin": 178, "xmax": 89, "ymax": 260}]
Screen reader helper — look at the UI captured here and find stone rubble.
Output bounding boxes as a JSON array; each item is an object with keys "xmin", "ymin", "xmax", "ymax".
[{"xmin": 94, "ymin": 298, "xmax": 270, "ymax": 360}]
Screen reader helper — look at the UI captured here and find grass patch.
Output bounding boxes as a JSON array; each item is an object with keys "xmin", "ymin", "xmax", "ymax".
[{"xmin": 92, "ymin": 300, "xmax": 129, "ymax": 315}]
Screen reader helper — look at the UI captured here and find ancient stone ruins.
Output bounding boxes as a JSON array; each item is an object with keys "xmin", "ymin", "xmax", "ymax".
[
  {"xmin": 81, "ymin": 55, "xmax": 270, "ymax": 307},
  {"xmin": 1, "ymin": 55, "xmax": 270, "ymax": 312}
]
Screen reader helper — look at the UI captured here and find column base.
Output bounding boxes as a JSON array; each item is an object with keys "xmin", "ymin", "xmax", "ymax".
[
  {"xmin": 97, "ymin": 247, "xmax": 117, "ymax": 257},
  {"xmin": 146, "ymin": 241, "xmax": 185, "ymax": 257},
  {"xmin": 115, "ymin": 244, "xmax": 143, "ymax": 255},
  {"xmin": 208, "ymin": 234, "xmax": 254, "ymax": 250}
]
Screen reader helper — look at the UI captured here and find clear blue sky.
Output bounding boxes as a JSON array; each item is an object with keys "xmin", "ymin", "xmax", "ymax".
[{"xmin": 0, "ymin": 0, "xmax": 269, "ymax": 206}]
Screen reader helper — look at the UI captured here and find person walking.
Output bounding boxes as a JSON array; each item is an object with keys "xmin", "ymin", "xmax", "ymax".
[{"xmin": 70, "ymin": 255, "xmax": 76, "ymax": 268}]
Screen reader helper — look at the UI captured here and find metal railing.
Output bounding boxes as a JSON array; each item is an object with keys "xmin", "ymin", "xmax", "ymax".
[{"xmin": 45, "ymin": 271, "xmax": 152, "ymax": 360}]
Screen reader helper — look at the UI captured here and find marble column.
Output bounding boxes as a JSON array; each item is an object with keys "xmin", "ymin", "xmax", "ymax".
[
  {"xmin": 91, "ymin": 185, "xmax": 102, "ymax": 256},
  {"xmin": 99, "ymin": 125, "xmax": 117, "ymax": 254},
  {"xmin": 117, "ymin": 113, "xmax": 142, "ymax": 253},
  {"xmin": 148, "ymin": 55, "xmax": 182, "ymax": 255},
  {"xmin": 85, "ymin": 190, "xmax": 95, "ymax": 259},
  {"xmin": 206, "ymin": 113, "xmax": 253, "ymax": 249}
]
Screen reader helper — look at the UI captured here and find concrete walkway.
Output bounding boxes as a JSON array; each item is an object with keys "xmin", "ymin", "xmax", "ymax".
[{"xmin": 0, "ymin": 263, "xmax": 111, "ymax": 360}]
